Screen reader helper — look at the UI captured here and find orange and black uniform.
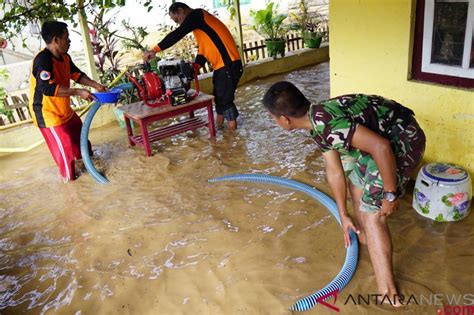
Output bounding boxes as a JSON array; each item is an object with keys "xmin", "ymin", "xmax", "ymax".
[
  {"xmin": 29, "ymin": 48, "xmax": 85, "ymax": 128},
  {"xmin": 28, "ymin": 48, "xmax": 89, "ymax": 181},
  {"xmin": 154, "ymin": 9, "xmax": 243, "ymax": 119}
]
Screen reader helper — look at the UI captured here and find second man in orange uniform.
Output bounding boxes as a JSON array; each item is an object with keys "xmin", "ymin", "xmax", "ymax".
[{"xmin": 144, "ymin": 2, "xmax": 243, "ymax": 130}]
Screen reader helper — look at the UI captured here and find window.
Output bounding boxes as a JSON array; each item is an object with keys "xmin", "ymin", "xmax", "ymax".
[{"xmin": 412, "ymin": 0, "xmax": 474, "ymax": 88}]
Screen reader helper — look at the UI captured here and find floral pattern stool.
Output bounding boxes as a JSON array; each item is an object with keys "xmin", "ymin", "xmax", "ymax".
[{"xmin": 413, "ymin": 163, "xmax": 472, "ymax": 222}]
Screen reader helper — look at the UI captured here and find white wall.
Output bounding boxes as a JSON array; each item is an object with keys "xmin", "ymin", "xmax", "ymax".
[{"xmin": 0, "ymin": 61, "xmax": 31, "ymax": 92}]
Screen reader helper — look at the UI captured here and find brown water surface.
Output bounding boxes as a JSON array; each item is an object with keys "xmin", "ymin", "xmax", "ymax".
[{"xmin": 1, "ymin": 62, "xmax": 473, "ymax": 314}]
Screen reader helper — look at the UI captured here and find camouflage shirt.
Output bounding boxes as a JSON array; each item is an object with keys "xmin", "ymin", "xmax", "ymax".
[{"xmin": 309, "ymin": 94, "xmax": 415, "ymax": 155}]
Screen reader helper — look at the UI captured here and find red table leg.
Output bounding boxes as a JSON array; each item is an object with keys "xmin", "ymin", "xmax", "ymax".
[
  {"xmin": 206, "ymin": 101, "xmax": 216, "ymax": 137},
  {"xmin": 120, "ymin": 94, "xmax": 215, "ymax": 156},
  {"xmin": 139, "ymin": 121, "xmax": 152, "ymax": 157},
  {"xmin": 124, "ymin": 115, "xmax": 135, "ymax": 146}
]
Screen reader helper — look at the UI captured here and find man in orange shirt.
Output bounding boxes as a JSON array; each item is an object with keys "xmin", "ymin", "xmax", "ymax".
[
  {"xmin": 29, "ymin": 21, "xmax": 106, "ymax": 182},
  {"xmin": 144, "ymin": 2, "xmax": 243, "ymax": 130}
]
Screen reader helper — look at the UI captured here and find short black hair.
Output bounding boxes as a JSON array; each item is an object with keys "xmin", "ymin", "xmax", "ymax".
[
  {"xmin": 169, "ymin": 2, "xmax": 191, "ymax": 14},
  {"xmin": 41, "ymin": 21, "xmax": 68, "ymax": 44},
  {"xmin": 262, "ymin": 81, "xmax": 311, "ymax": 118}
]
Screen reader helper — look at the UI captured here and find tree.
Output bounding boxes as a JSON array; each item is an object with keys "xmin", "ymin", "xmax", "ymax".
[{"xmin": 0, "ymin": 0, "xmax": 152, "ymax": 44}]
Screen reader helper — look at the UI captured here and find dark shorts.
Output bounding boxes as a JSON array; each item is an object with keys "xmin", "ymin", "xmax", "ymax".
[
  {"xmin": 342, "ymin": 117, "xmax": 426, "ymax": 212},
  {"xmin": 212, "ymin": 60, "xmax": 243, "ymax": 120}
]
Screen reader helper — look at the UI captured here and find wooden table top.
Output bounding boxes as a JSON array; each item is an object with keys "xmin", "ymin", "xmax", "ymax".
[{"xmin": 118, "ymin": 92, "xmax": 214, "ymax": 120}]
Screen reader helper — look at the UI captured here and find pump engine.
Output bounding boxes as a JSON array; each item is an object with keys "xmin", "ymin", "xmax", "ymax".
[{"xmin": 127, "ymin": 57, "xmax": 199, "ymax": 107}]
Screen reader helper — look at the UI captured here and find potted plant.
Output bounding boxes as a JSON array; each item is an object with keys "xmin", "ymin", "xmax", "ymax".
[
  {"xmin": 290, "ymin": 0, "xmax": 326, "ymax": 48},
  {"xmin": 250, "ymin": 2, "xmax": 288, "ymax": 59}
]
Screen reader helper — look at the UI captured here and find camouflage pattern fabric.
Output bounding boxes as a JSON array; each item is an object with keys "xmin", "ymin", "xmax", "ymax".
[{"xmin": 309, "ymin": 94, "xmax": 426, "ymax": 212}]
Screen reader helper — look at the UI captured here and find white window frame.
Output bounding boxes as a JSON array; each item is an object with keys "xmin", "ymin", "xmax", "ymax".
[{"xmin": 422, "ymin": 0, "xmax": 474, "ymax": 79}]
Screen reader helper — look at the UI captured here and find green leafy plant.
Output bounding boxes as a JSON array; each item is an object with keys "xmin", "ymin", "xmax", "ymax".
[
  {"xmin": 119, "ymin": 20, "xmax": 149, "ymax": 51},
  {"xmin": 88, "ymin": 8, "xmax": 149, "ymax": 83},
  {"xmin": 250, "ymin": 2, "xmax": 288, "ymax": 41},
  {"xmin": 0, "ymin": 68, "xmax": 13, "ymax": 119},
  {"xmin": 89, "ymin": 8, "xmax": 122, "ymax": 84},
  {"xmin": 289, "ymin": 0, "xmax": 327, "ymax": 41}
]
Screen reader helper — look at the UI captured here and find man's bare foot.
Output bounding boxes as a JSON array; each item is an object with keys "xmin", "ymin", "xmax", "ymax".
[{"xmin": 377, "ymin": 293, "xmax": 403, "ymax": 307}]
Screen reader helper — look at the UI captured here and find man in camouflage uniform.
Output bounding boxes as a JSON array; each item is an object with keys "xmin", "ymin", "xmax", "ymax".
[{"xmin": 263, "ymin": 81, "xmax": 425, "ymax": 306}]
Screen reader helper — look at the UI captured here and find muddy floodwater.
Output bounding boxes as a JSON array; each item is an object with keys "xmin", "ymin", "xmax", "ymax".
[{"xmin": 1, "ymin": 62, "xmax": 473, "ymax": 314}]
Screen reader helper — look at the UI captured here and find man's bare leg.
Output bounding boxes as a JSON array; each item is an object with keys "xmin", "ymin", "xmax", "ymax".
[
  {"xmin": 359, "ymin": 209, "xmax": 402, "ymax": 307},
  {"xmin": 227, "ymin": 120, "xmax": 237, "ymax": 130},
  {"xmin": 348, "ymin": 182, "xmax": 367, "ymax": 245},
  {"xmin": 216, "ymin": 114, "xmax": 224, "ymax": 129}
]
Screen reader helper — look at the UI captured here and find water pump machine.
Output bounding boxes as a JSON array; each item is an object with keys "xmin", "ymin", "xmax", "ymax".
[{"xmin": 127, "ymin": 57, "xmax": 200, "ymax": 107}]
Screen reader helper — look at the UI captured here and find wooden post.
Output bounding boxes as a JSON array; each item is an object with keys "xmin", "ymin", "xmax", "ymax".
[
  {"xmin": 247, "ymin": 42, "xmax": 252, "ymax": 61},
  {"xmin": 243, "ymin": 42, "xmax": 249, "ymax": 62},
  {"xmin": 254, "ymin": 41, "xmax": 259, "ymax": 60},
  {"xmin": 77, "ymin": 0, "xmax": 99, "ymax": 82},
  {"xmin": 233, "ymin": 0, "xmax": 245, "ymax": 66}
]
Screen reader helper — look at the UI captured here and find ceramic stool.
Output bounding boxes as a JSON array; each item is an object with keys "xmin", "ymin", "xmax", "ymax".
[{"xmin": 413, "ymin": 163, "xmax": 472, "ymax": 222}]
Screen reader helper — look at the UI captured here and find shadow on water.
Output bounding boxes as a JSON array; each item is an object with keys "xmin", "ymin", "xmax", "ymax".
[{"xmin": 1, "ymin": 62, "xmax": 473, "ymax": 314}]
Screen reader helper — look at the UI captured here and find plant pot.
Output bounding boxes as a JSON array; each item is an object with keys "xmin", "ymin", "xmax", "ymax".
[
  {"xmin": 302, "ymin": 32, "xmax": 322, "ymax": 49},
  {"xmin": 303, "ymin": 36, "xmax": 322, "ymax": 48},
  {"xmin": 265, "ymin": 39, "xmax": 286, "ymax": 60}
]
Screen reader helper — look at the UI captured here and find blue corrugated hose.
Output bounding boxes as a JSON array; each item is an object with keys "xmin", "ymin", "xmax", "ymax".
[
  {"xmin": 114, "ymin": 82, "xmax": 134, "ymax": 91},
  {"xmin": 80, "ymin": 83, "xmax": 134, "ymax": 184},
  {"xmin": 208, "ymin": 173, "xmax": 359, "ymax": 312},
  {"xmin": 80, "ymin": 101, "xmax": 109, "ymax": 184}
]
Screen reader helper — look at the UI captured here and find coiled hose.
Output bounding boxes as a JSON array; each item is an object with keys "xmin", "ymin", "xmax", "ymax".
[{"xmin": 208, "ymin": 173, "xmax": 358, "ymax": 312}]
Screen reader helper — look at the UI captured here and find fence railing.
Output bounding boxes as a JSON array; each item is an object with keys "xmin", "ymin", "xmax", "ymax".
[
  {"xmin": 243, "ymin": 33, "xmax": 306, "ymax": 63},
  {"xmin": 197, "ymin": 33, "xmax": 311, "ymax": 73},
  {"xmin": 0, "ymin": 91, "xmax": 85, "ymax": 127}
]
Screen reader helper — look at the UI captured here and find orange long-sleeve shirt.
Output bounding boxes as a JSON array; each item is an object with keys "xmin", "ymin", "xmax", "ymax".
[{"xmin": 153, "ymin": 9, "xmax": 240, "ymax": 70}]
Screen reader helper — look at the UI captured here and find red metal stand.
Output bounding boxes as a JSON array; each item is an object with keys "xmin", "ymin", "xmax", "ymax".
[{"xmin": 119, "ymin": 93, "xmax": 216, "ymax": 157}]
